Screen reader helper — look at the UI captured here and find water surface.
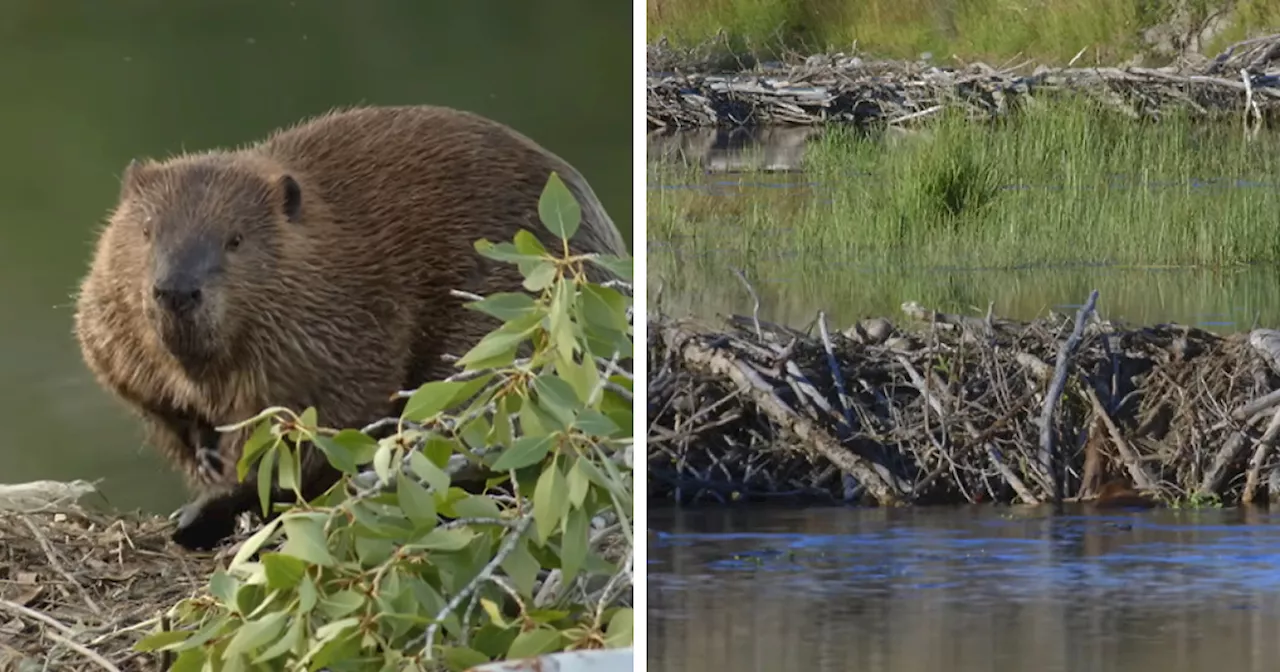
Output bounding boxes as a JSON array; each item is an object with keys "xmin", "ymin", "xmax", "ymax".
[
  {"xmin": 0, "ymin": 1, "xmax": 631, "ymax": 513},
  {"xmin": 650, "ymin": 505, "xmax": 1280, "ymax": 671}
]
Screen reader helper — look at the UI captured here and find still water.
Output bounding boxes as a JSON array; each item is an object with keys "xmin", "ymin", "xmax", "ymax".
[
  {"xmin": 0, "ymin": 1, "xmax": 631, "ymax": 513},
  {"xmin": 649, "ymin": 505, "xmax": 1280, "ymax": 671},
  {"xmin": 648, "ymin": 127, "xmax": 1280, "ymax": 333}
]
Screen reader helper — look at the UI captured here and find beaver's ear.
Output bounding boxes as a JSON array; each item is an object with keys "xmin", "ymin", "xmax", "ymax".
[
  {"xmin": 278, "ymin": 174, "xmax": 302, "ymax": 223},
  {"xmin": 120, "ymin": 158, "xmax": 156, "ymax": 199}
]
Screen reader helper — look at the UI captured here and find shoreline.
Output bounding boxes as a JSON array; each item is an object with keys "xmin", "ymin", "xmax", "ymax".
[
  {"xmin": 647, "ymin": 296, "xmax": 1280, "ymax": 510},
  {"xmin": 647, "ymin": 34, "xmax": 1280, "ymax": 129}
]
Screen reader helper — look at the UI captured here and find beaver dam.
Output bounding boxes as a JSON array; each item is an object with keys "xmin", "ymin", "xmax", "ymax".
[
  {"xmin": 646, "ymin": 33, "xmax": 1280, "ymax": 129},
  {"xmin": 649, "ymin": 291, "xmax": 1280, "ymax": 509},
  {"xmin": 0, "ymin": 480, "xmax": 631, "ymax": 671}
]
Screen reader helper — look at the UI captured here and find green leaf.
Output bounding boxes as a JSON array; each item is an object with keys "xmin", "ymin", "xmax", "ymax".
[
  {"xmin": 403, "ymin": 380, "xmax": 467, "ymax": 422},
  {"xmin": 297, "ymin": 406, "xmax": 318, "ymax": 432},
  {"xmin": 228, "ymin": 519, "xmax": 281, "ymax": 572},
  {"xmin": 373, "ymin": 440, "xmax": 395, "ymax": 484},
  {"xmin": 549, "ymin": 280, "xmax": 578, "ymax": 363},
  {"xmin": 423, "ymin": 434, "xmax": 457, "ymax": 469},
  {"xmin": 312, "ymin": 434, "xmax": 357, "ymax": 474},
  {"xmin": 513, "ymin": 229, "xmax": 549, "ymax": 256},
  {"xmin": 397, "ymin": 470, "xmax": 438, "ymax": 528},
  {"xmin": 574, "ymin": 409, "xmax": 621, "ymax": 437},
  {"xmin": 236, "ymin": 420, "xmax": 277, "ymax": 481},
  {"xmin": 534, "ymin": 373, "xmax": 581, "ymax": 428},
  {"xmin": 474, "ymin": 239, "xmax": 544, "ymax": 265},
  {"xmin": 252, "ymin": 616, "xmax": 304, "ymax": 663},
  {"xmin": 499, "ymin": 535, "xmax": 539, "ymax": 598},
  {"xmin": 209, "ymin": 569, "xmax": 239, "ymax": 606},
  {"xmin": 507, "ymin": 627, "xmax": 564, "ymax": 660},
  {"xmin": 169, "ymin": 614, "xmax": 231, "ymax": 652},
  {"xmin": 522, "ymin": 261, "xmax": 558, "ymax": 292},
  {"xmin": 255, "ymin": 446, "xmax": 276, "ymax": 517},
  {"xmin": 276, "ymin": 442, "xmax": 298, "ymax": 493},
  {"xmin": 605, "ymin": 607, "xmax": 634, "ymax": 647},
  {"xmin": 280, "ymin": 514, "xmax": 336, "ymax": 567},
  {"xmin": 491, "ymin": 435, "xmax": 554, "ymax": 472},
  {"xmin": 298, "ymin": 574, "xmax": 318, "ymax": 613},
  {"xmin": 169, "ymin": 648, "xmax": 208, "ymax": 672},
  {"xmin": 409, "ymin": 450, "xmax": 451, "ymax": 492},
  {"xmin": 261, "ymin": 552, "xmax": 307, "ymax": 590},
  {"xmin": 566, "ymin": 458, "xmax": 591, "ymax": 509},
  {"xmin": 133, "ymin": 630, "xmax": 190, "ymax": 652},
  {"xmin": 466, "ymin": 292, "xmax": 539, "ymax": 321},
  {"xmin": 411, "ymin": 526, "xmax": 475, "ymax": 552},
  {"xmin": 586, "ymin": 253, "xmax": 633, "ymax": 281},
  {"xmin": 533, "ymin": 462, "xmax": 568, "ymax": 544},
  {"xmin": 452, "ymin": 494, "xmax": 503, "ymax": 520},
  {"xmin": 319, "ymin": 591, "xmax": 366, "ymax": 619},
  {"xmin": 222, "ymin": 611, "xmax": 288, "ymax": 659},
  {"xmin": 518, "ymin": 391, "xmax": 548, "ymax": 437},
  {"xmin": 313, "ymin": 616, "xmax": 361, "ymax": 643},
  {"xmin": 443, "ymin": 646, "xmax": 491, "ymax": 671},
  {"xmin": 489, "ymin": 402, "xmax": 514, "ymax": 448},
  {"xmin": 456, "ymin": 329, "xmax": 527, "ymax": 369},
  {"xmin": 560, "ymin": 507, "xmax": 589, "ymax": 586},
  {"xmin": 556, "ymin": 353, "xmax": 599, "ymax": 408},
  {"xmin": 580, "ymin": 283, "xmax": 630, "ymax": 332},
  {"xmin": 538, "ymin": 171, "xmax": 582, "ymax": 242}
]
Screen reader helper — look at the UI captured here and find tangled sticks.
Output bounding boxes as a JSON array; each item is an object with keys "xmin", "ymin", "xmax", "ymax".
[
  {"xmin": 648, "ymin": 296, "xmax": 1280, "ymax": 508},
  {"xmin": 647, "ymin": 33, "xmax": 1280, "ymax": 130}
]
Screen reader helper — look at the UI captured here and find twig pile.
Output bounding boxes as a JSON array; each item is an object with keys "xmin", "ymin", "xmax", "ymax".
[
  {"xmin": 0, "ymin": 500, "xmax": 218, "ymax": 672},
  {"xmin": 647, "ymin": 34, "xmax": 1280, "ymax": 128},
  {"xmin": 648, "ymin": 298, "xmax": 1280, "ymax": 508}
]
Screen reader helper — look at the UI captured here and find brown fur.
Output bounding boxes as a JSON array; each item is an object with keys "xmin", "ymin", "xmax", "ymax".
[
  {"xmin": 1093, "ymin": 479, "xmax": 1159, "ymax": 509},
  {"xmin": 72, "ymin": 105, "xmax": 627, "ymax": 549}
]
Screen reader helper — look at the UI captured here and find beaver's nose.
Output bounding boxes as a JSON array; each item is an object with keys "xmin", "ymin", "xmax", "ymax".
[{"xmin": 153, "ymin": 281, "xmax": 202, "ymax": 315}]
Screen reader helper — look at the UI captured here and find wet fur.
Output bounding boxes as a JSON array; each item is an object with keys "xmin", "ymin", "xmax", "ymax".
[{"xmin": 73, "ymin": 105, "xmax": 627, "ymax": 550}]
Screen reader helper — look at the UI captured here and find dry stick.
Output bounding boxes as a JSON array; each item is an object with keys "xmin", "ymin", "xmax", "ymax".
[
  {"xmin": 20, "ymin": 516, "xmax": 102, "ymax": 615},
  {"xmin": 0, "ymin": 598, "xmax": 77, "ymax": 636},
  {"xmin": 1081, "ymin": 387, "xmax": 1157, "ymax": 490},
  {"xmin": 44, "ymin": 632, "xmax": 123, "ymax": 672},
  {"xmin": 1201, "ymin": 430, "xmax": 1254, "ymax": 497},
  {"xmin": 1243, "ymin": 409, "xmax": 1280, "ymax": 503},
  {"xmin": 817, "ymin": 311, "xmax": 856, "ymax": 430},
  {"xmin": 663, "ymin": 326, "xmax": 901, "ymax": 504},
  {"xmin": 1232, "ymin": 388, "xmax": 1280, "ymax": 421},
  {"xmin": 1039, "ymin": 290, "xmax": 1100, "ymax": 514},
  {"xmin": 896, "ymin": 355, "xmax": 1039, "ymax": 504},
  {"xmin": 422, "ymin": 516, "xmax": 533, "ymax": 659}
]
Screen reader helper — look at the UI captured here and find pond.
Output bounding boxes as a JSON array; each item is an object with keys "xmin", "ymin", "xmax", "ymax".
[
  {"xmin": 0, "ymin": 1, "xmax": 631, "ymax": 514},
  {"xmin": 649, "ymin": 505, "xmax": 1280, "ymax": 671},
  {"xmin": 647, "ymin": 121, "xmax": 1280, "ymax": 334}
]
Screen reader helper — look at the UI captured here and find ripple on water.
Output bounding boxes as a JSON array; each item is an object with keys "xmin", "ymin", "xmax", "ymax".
[{"xmin": 650, "ymin": 512, "xmax": 1280, "ymax": 610}]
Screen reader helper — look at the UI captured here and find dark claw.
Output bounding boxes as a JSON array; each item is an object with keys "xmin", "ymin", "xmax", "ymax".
[{"xmin": 171, "ymin": 494, "xmax": 239, "ymax": 551}]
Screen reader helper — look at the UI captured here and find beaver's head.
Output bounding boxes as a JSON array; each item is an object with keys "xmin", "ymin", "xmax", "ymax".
[{"xmin": 114, "ymin": 156, "xmax": 304, "ymax": 374}]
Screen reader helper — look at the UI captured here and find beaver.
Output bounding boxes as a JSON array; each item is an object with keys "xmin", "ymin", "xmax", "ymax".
[
  {"xmin": 72, "ymin": 105, "xmax": 627, "ymax": 551},
  {"xmin": 1092, "ymin": 479, "xmax": 1159, "ymax": 509}
]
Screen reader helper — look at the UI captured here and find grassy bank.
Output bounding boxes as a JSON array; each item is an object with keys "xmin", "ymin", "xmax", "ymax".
[
  {"xmin": 649, "ymin": 101, "xmax": 1280, "ymax": 271},
  {"xmin": 647, "ymin": 0, "xmax": 1280, "ymax": 66}
]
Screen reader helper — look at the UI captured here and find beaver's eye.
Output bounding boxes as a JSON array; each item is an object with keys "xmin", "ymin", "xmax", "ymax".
[
  {"xmin": 226, "ymin": 233, "xmax": 243, "ymax": 251},
  {"xmin": 141, "ymin": 226, "xmax": 151, "ymax": 240}
]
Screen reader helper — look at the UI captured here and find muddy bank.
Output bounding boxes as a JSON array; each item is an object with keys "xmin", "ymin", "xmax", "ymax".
[{"xmin": 648, "ymin": 293, "xmax": 1280, "ymax": 508}]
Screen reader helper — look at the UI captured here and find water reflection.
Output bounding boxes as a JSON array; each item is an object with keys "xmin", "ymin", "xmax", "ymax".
[{"xmin": 650, "ymin": 506, "xmax": 1280, "ymax": 672}]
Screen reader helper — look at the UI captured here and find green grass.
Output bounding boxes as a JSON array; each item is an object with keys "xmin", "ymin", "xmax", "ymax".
[
  {"xmin": 650, "ymin": 100, "xmax": 1280, "ymax": 274},
  {"xmin": 647, "ymin": 0, "xmax": 1280, "ymax": 65}
]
